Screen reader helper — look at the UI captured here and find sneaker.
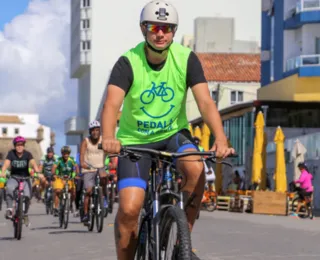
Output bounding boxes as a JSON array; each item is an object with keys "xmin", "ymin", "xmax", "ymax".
[
  {"xmin": 23, "ymin": 215, "xmax": 30, "ymax": 227},
  {"xmin": 5, "ymin": 208, "xmax": 13, "ymax": 219},
  {"xmin": 290, "ymin": 213, "xmax": 299, "ymax": 218},
  {"xmin": 73, "ymin": 210, "xmax": 80, "ymax": 217},
  {"xmin": 81, "ymin": 214, "xmax": 89, "ymax": 223},
  {"xmin": 53, "ymin": 208, "xmax": 59, "ymax": 217},
  {"xmin": 104, "ymin": 197, "xmax": 108, "ymax": 208}
]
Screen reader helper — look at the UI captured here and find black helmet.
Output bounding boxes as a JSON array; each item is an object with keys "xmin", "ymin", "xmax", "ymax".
[
  {"xmin": 61, "ymin": 146, "xmax": 71, "ymax": 154},
  {"xmin": 298, "ymin": 162, "xmax": 307, "ymax": 169},
  {"xmin": 47, "ymin": 147, "xmax": 54, "ymax": 153}
]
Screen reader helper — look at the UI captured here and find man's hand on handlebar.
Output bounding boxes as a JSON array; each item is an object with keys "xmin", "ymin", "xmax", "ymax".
[{"xmin": 102, "ymin": 137, "xmax": 121, "ymax": 154}]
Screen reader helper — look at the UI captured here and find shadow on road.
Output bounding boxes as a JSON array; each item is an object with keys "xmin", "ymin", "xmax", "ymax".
[
  {"xmin": 51, "ymin": 221, "xmax": 82, "ymax": 225},
  {"xmin": 48, "ymin": 230, "xmax": 89, "ymax": 235},
  {"xmin": 30, "ymin": 226, "xmax": 61, "ymax": 230},
  {"xmin": 28, "ymin": 213, "xmax": 48, "ymax": 217},
  {"xmin": 0, "ymin": 237, "xmax": 15, "ymax": 241}
]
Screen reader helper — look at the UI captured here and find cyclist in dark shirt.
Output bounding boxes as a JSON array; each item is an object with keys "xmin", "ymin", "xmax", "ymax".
[{"xmin": 0, "ymin": 136, "xmax": 42, "ymax": 224}]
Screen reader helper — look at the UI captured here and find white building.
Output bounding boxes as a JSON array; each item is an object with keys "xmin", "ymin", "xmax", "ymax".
[
  {"xmin": 186, "ymin": 53, "xmax": 261, "ymax": 121},
  {"xmin": 182, "ymin": 17, "xmax": 260, "ymax": 53},
  {"xmin": 65, "ymin": 0, "xmax": 111, "ymax": 153},
  {"xmin": 0, "ymin": 113, "xmax": 52, "ymax": 156}
]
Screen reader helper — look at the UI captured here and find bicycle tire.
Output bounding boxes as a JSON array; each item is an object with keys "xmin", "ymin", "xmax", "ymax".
[
  {"xmin": 96, "ymin": 187, "xmax": 104, "ymax": 233},
  {"xmin": 59, "ymin": 196, "xmax": 64, "ymax": 228},
  {"xmin": 292, "ymin": 197, "xmax": 309, "ymax": 219},
  {"xmin": 16, "ymin": 196, "xmax": 23, "ymax": 240},
  {"xmin": 88, "ymin": 196, "xmax": 95, "ymax": 231},
  {"xmin": 79, "ymin": 190, "xmax": 85, "ymax": 220},
  {"xmin": 159, "ymin": 205, "xmax": 192, "ymax": 260},
  {"xmin": 109, "ymin": 183, "xmax": 115, "ymax": 214},
  {"xmin": 104, "ymin": 185, "xmax": 109, "ymax": 218},
  {"xmin": 135, "ymin": 208, "xmax": 150, "ymax": 260},
  {"xmin": 205, "ymin": 201, "xmax": 216, "ymax": 212},
  {"xmin": 0, "ymin": 189, "xmax": 4, "ymax": 211},
  {"xmin": 64, "ymin": 195, "xmax": 70, "ymax": 229}
]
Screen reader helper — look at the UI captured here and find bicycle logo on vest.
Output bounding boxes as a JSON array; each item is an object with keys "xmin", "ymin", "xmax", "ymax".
[{"xmin": 139, "ymin": 82, "xmax": 175, "ymax": 119}]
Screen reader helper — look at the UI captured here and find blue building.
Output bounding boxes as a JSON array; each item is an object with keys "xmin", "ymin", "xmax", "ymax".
[{"xmin": 259, "ymin": 0, "xmax": 320, "ymax": 100}]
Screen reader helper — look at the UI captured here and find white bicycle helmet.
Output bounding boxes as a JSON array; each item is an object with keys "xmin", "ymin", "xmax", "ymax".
[
  {"xmin": 140, "ymin": 1, "xmax": 179, "ymax": 26},
  {"xmin": 88, "ymin": 120, "xmax": 100, "ymax": 130}
]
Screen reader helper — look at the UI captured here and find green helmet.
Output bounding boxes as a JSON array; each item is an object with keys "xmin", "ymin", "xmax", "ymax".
[{"xmin": 61, "ymin": 146, "xmax": 71, "ymax": 154}]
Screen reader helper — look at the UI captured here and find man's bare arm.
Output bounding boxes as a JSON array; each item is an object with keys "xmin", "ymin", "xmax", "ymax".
[
  {"xmin": 80, "ymin": 139, "xmax": 88, "ymax": 169},
  {"xmin": 101, "ymin": 85, "xmax": 125, "ymax": 139}
]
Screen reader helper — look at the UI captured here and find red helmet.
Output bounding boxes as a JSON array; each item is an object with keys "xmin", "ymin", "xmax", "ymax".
[{"xmin": 13, "ymin": 136, "xmax": 26, "ymax": 145}]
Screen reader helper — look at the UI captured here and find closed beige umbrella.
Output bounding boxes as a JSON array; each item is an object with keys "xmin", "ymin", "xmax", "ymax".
[{"xmin": 291, "ymin": 139, "xmax": 307, "ymax": 181}]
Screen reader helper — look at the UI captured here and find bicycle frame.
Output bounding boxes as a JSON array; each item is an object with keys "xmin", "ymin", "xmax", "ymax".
[{"xmin": 98, "ymin": 145, "xmax": 236, "ymax": 259}]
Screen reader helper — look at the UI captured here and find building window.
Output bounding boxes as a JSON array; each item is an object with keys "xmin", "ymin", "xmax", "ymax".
[
  {"xmin": 211, "ymin": 90, "xmax": 217, "ymax": 102},
  {"xmin": 82, "ymin": 40, "xmax": 91, "ymax": 50},
  {"xmin": 14, "ymin": 128, "xmax": 19, "ymax": 135},
  {"xmin": 270, "ymin": 15, "xmax": 275, "ymax": 81},
  {"xmin": 316, "ymin": 37, "xmax": 320, "ymax": 54},
  {"xmin": 238, "ymin": 91, "xmax": 243, "ymax": 102},
  {"xmin": 82, "ymin": 19, "xmax": 90, "ymax": 29},
  {"xmin": 230, "ymin": 91, "xmax": 244, "ymax": 104},
  {"xmin": 83, "ymin": 0, "xmax": 90, "ymax": 7},
  {"xmin": 2, "ymin": 127, "xmax": 7, "ymax": 135}
]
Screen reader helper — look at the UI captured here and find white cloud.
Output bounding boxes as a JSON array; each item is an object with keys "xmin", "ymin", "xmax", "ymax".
[{"xmin": 0, "ymin": 0, "xmax": 76, "ymax": 126}]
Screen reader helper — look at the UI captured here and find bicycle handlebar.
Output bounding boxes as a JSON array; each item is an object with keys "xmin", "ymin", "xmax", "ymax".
[
  {"xmin": 11, "ymin": 176, "xmax": 31, "ymax": 181},
  {"xmin": 98, "ymin": 144, "xmax": 238, "ymax": 160}
]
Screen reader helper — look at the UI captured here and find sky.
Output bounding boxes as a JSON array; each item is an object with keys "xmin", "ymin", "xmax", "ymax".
[{"xmin": 0, "ymin": 0, "xmax": 261, "ymax": 150}]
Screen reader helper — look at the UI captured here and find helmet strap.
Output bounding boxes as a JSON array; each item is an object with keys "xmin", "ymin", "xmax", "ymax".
[{"xmin": 145, "ymin": 37, "xmax": 173, "ymax": 55}]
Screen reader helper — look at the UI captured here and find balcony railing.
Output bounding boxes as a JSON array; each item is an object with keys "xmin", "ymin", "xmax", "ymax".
[
  {"xmin": 297, "ymin": 0, "xmax": 320, "ymax": 12},
  {"xmin": 286, "ymin": 54, "xmax": 320, "ymax": 71}
]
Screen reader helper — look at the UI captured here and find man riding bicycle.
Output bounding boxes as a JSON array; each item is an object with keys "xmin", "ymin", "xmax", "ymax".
[
  {"xmin": 291, "ymin": 162, "xmax": 313, "ymax": 217},
  {"xmin": 80, "ymin": 120, "xmax": 107, "ymax": 223},
  {"xmin": 0, "ymin": 136, "xmax": 42, "ymax": 225},
  {"xmin": 100, "ymin": 1, "xmax": 234, "ymax": 259},
  {"xmin": 39, "ymin": 147, "xmax": 58, "ymax": 202},
  {"xmin": 51, "ymin": 146, "xmax": 79, "ymax": 217}
]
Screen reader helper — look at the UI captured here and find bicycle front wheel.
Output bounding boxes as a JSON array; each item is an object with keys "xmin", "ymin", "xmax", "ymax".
[
  {"xmin": 135, "ymin": 208, "xmax": 150, "ymax": 260},
  {"xmin": 64, "ymin": 194, "xmax": 70, "ymax": 229},
  {"xmin": 95, "ymin": 187, "xmax": 104, "ymax": 233},
  {"xmin": 14, "ymin": 196, "xmax": 24, "ymax": 240},
  {"xmin": 159, "ymin": 205, "xmax": 192, "ymax": 260},
  {"xmin": 88, "ymin": 196, "xmax": 95, "ymax": 231}
]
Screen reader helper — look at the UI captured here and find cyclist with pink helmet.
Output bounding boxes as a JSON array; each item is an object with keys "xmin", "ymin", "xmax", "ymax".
[{"xmin": 0, "ymin": 136, "xmax": 43, "ymax": 225}]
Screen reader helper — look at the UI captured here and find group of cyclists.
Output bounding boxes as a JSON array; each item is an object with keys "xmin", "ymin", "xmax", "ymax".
[
  {"xmin": 0, "ymin": 0, "xmax": 316, "ymax": 259},
  {"xmin": 0, "ymin": 120, "xmax": 118, "ymax": 226}
]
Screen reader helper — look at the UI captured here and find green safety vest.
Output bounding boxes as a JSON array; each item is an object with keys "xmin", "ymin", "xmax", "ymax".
[{"xmin": 117, "ymin": 42, "xmax": 191, "ymax": 145}]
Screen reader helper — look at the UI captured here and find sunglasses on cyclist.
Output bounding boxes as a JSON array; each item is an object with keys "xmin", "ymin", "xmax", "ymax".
[{"xmin": 146, "ymin": 24, "xmax": 175, "ymax": 33}]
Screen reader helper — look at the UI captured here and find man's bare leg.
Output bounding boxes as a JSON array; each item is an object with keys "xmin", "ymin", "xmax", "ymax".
[
  {"xmin": 176, "ymin": 148, "xmax": 205, "ymax": 230},
  {"xmin": 115, "ymin": 187, "xmax": 145, "ymax": 260}
]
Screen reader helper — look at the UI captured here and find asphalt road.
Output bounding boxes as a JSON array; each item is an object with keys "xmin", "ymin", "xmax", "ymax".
[{"xmin": 0, "ymin": 202, "xmax": 320, "ymax": 260}]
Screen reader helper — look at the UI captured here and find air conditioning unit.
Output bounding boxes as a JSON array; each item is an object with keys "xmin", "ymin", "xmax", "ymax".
[
  {"xmin": 262, "ymin": 0, "xmax": 273, "ymax": 12},
  {"xmin": 261, "ymin": 50, "xmax": 271, "ymax": 61}
]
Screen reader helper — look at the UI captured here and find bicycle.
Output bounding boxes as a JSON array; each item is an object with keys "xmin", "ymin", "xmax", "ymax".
[
  {"xmin": 83, "ymin": 163, "xmax": 105, "ymax": 233},
  {"xmin": 56, "ymin": 175, "xmax": 73, "ymax": 229},
  {"xmin": 32, "ymin": 175, "xmax": 42, "ymax": 202},
  {"xmin": 98, "ymin": 145, "xmax": 235, "ymax": 260},
  {"xmin": 0, "ymin": 181, "xmax": 5, "ymax": 211},
  {"xmin": 105, "ymin": 171, "xmax": 116, "ymax": 216},
  {"xmin": 289, "ymin": 182, "xmax": 314, "ymax": 219},
  {"xmin": 9, "ymin": 176, "xmax": 31, "ymax": 240},
  {"xmin": 44, "ymin": 176, "xmax": 54, "ymax": 215}
]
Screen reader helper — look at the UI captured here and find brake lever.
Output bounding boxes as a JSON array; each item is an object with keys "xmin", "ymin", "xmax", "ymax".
[{"xmin": 206, "ymin": 157, "xmax": 233, "ymax": 168}]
